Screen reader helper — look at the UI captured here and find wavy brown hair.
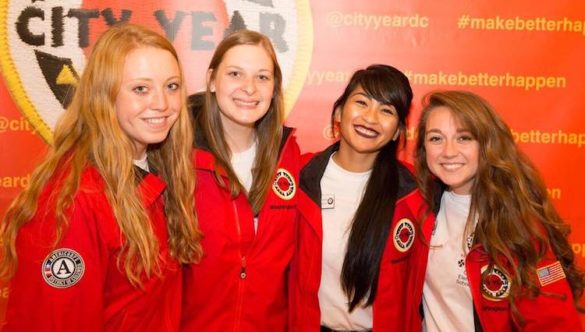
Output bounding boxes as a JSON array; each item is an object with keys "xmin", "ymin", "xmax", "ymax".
[
  {"xmin": 196, "ymin": 29, "xmax": 283, "ymax": 214},
  {"xmin": 0, "ymin": 24, "xmax": 202, "ymax": 286},
  {"xmin": 414, "ymin": 90, "xmax": 585, "ymax": 325}
]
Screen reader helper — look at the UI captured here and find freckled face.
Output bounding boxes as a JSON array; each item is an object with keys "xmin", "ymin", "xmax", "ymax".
[
  {"xmin": 115, "ymin": 46, "xmax": 182, "ymax": 158},
  {"xmin": 424, "ymin": 106, "xmax": 479, "ymax": 195}
]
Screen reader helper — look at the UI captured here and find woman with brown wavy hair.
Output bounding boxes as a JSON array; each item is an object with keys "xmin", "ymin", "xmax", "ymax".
[
  {"xmin": 414, "ymin": 90, "xmax": 584, "ymax": 331},
  {"xmin": 181, "ymin": 30, "xmax": 300, "ymax": 331},
  {"xmin": 0, "ymin": 24, "xmax": 202, "ymax": 331}
]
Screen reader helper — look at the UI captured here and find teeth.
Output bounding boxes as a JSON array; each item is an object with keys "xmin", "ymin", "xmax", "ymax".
[
  {"xmin": 145, "ymin": 117, "xmax": 165, "ymax": 124},
  {"xmin": 355, "ymin": 125, "xmax": 378, "ymax": 137},
  {"xmin": 442, "ymin": 163, "xmax": 463, "ymax": 170},
  {"xmin": 234, "ymin": 99, "xmax": 258, "ymax": 107}
]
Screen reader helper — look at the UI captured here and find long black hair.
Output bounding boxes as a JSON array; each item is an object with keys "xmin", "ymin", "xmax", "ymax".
[{"xmin": 335, "ymin": 64, "xmax": 413, "ymax": 311}]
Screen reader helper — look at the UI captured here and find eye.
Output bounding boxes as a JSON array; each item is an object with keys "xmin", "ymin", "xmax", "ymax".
[
  {"xmin": 258, "ymin": 72, "xmax": 272, "ymax": 82},
  {"xmin": 457, "ymin": 133, "xmax": 475, "ymax": 143},
  {"xmin": 426, "ymin": 135, "xmax": 443, "ymax": 144},
  {"xmin": 133, "ymin": 85, "xmax": 149, "ymax": 95},
  {"xmin": 167, "ymin": 82, "xmax": 180, "ymax": 91},
  {"xmin": 381, "ymin": 106, "xmax": 397, "ymax": 116},
  {"xmin": 354, "ymin": 99, "xmax": 368, "ymax": 107},
  {"xmin": 228, "ymin": 71, "xmax": 241, "ymax": 78}
]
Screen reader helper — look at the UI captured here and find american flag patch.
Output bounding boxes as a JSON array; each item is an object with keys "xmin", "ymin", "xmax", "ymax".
[{"xmin": 537, "ymin": 261, "xmax": 566, "ymax": 287}]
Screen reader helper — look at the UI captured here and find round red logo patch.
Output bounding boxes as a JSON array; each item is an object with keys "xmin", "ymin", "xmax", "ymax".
[
  {"xmin": 480, "ymin": 264, "xmax": 511, "ymax": 301},
  {"xmin": 272, "ymin": 168, "xmax": 295, "ymax": 200},
  {"xmin": 392, "ymin": 218, "xmax": 415, "ymax": 253}
]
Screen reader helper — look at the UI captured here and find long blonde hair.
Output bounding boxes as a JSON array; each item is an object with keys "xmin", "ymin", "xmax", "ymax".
[
  {"xmin": 1, "ymin": 24, "xmax": 202, "ymax": 285},
  {"xmin": 414, "ymin": 90, "xmax": 584, "ymax": 324},
  {"xmin": 196, "ymin": 29, "xmax": 284, "ymax": 214}
]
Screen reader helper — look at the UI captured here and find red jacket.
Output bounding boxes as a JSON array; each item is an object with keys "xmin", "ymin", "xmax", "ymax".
[
  {"xmin": 181, "ymin": 127, "xmax": 300, "ymax": 332},
  {"xmin": 289, "ymin": 143, "xmax": 434, "ymax": 331},
  {"xmin": 416, "ymin": 190, "xmax": 583, "ymax": 331},
  {"xmin": 2, "ymin": 166, "xmax": 182, "ymax": 332},
  {"xmin": 464, "ymin": 243, "xmax": 582, "ymax": 331}
]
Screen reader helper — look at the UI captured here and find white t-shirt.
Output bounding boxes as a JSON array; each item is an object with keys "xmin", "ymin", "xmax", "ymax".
[
  {"xmin": 133, "ymin": 153, "xmax": 149, "ymax": 172},
  {"xmin": 230, "ymin": 141, "xmax": 258, "ymax": 231},
  {"xmin": 231, "ymin": 141, "xmax": 257, "ymax": 193},
  {"xmin": 423, "ymin": 191, "xmax": 475, "ymax": 332},
  {"xmin": 319, "ymin": 155, "xmax": 373, "ymax": 330}
]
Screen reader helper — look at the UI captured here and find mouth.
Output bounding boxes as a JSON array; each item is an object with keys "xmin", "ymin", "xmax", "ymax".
[
  {"xmin": 234, "ymin": 98, "xmax": 260, "ymax": 108},
  {"xmin": 440, "ymin": 162, "xmax": 464, "ymax": 171},
  {"xmin": 142, "ymin": 116, "xmax": 170, "ymax": 128},
  {"xmin": 353, "ymin": 124, "xmax": 379, "ymax": 138}
]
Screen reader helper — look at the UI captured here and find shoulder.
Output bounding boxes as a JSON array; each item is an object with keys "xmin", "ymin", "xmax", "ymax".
[
  {"xmin": 78, "ymin": 166, "xmax": 106, "ymax": 193},
  {"xmin": 279, "ymin": 126, "xmax": 301, "ymax": 158},
  {"xmin": 396, "ymin": 161, "xmax": 418, "ymax": 198},
  {"xmin": 192, "ymin": 148, "xmax": 221, "ymax": 173}
]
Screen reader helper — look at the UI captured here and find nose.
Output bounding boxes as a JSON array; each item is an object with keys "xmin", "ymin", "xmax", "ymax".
[
  {"xmin": 151, "ymin": 88, "xmax": 168, "ymax": 111},
  {"xmin": 443, "ymin": 139, "xmax": 458, "ymax": 157},
  {"xmin": 241, "ymin": 77, "xmax": 256, "ymax": 95},
  {"xmin": 362, "ymin": 105, "xmax": 378, "ymax": 123}
]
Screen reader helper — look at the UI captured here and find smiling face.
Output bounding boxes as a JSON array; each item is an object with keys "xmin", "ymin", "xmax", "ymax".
[
  {"xmin": 424, "ymin": 106, "xmax": 479, "ymax": 195},
  {"xmin": 115, "ymin": 46, "xmax": 182, "ymax": 158},
  {"xmin": 335, "ymin": 86, "xmax": 400, "ymax": 168},
  {"xmin": 209, "ymin": 44, "xmax": 275, "ymax": 136}
]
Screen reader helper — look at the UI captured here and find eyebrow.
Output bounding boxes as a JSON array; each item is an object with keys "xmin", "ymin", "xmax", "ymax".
[
  {"xmin": 126, "ymin": 75, "xmax": 181, "ymax": 82},
  {"xmin": 425, "ymin": 128, "xmax": 472, "ymax": 134},
  {"xmin": 350, "ymin": 92, "xmax": 369, "ymax": 98},
  {"xmin": 225, "ymin": 65, "xmax": 273, "ymax": 73}
]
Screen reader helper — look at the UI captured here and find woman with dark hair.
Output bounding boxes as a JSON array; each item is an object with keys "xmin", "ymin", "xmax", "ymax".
[
  {"xmin": 290, "ymin": 64, "xmax": 432, "ymax": 331},
  {"xmin": 181, "ymin": 29, "xmax": 300, "ymax": 331},
  {"xmin": 414, "ymin": 90, "xmax": 584, "ymax": 331}
]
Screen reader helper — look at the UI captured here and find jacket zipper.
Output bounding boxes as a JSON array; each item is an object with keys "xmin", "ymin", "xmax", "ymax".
[{"xmin": 233, "ymin": 200, "xmax": 245, "ymax": 332}]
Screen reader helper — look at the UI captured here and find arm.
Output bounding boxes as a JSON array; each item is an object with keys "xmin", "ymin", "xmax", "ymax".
[
  {"xmin": 3, "ymin": 192, "xmax": 109, "ymax": 332},
  {"xmin": 517, "ymin": 253, "xmax": 583, "ymax": 331}
]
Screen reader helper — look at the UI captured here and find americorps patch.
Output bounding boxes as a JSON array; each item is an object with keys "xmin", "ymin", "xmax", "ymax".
[{"xmin": 1, "ymin": 0, "xmax": 313, "ymax": 143}]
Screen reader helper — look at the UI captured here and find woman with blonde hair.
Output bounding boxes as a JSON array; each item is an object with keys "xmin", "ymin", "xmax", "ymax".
[
  {"xmin": 0, "ymin": 23, "xmax": 202, "ymax": 331},
  {"xmin": 414, "ymin": 90, "xmax": 584, "ymax": 331},
  {"xmin": 182, "ymin": 29, "xmax": 300, "ymax": 331}
]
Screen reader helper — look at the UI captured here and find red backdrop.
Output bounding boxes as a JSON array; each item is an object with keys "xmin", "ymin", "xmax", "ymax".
[{"xmin": 1, "ymin": 0, "xmax": 584, "ymax": 324}]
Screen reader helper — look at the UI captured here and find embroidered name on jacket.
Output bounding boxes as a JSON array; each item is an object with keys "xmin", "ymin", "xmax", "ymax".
[{"xmin": 42, "ymin": 248, "xmax": 85, "ymax": 288}]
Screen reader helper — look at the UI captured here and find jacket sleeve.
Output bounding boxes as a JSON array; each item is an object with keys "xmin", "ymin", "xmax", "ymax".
[
  {"xmin": 3, "ymin": 192, "xmax": 110, "ymax": 332},
  {"xmin": 516, "ymin": 253, "xmax": 583, "ymax": 331}
]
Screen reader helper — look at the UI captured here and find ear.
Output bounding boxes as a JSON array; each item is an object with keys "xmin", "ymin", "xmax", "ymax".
[
  {"xmin": 333, "ymin": 106, "xmax": 342, "ymax": 123},
  {"xmin": 207, "ymin": 69, "xmax": 215, "ymax": 92},
  {"xmin": 392, "ymin": 127, "xmax": 401, "ymax": 141}
]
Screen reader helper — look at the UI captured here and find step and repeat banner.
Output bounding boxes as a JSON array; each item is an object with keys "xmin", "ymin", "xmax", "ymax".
[{"xmin": 1, "ymin": 0, "xmax": 584, "ymax": 322}]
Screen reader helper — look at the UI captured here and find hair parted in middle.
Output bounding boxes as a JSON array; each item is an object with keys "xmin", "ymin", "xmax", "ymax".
[
  {"xmin": 0, "ymin": 23, "xmax": 203, "ymax": 285},
  {"xmin": 196, "ymin": 29, "xmax": 284, "ymax": 214}
]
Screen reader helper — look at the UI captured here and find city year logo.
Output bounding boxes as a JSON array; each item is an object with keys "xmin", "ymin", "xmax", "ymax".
[
  {"xmin": 272, "ymin": 168, "xmax": 296, "ymax": 200},
  {"xmin": 1, "ymin": 0, "xmax": 313, "ymax": 143},
  {"xmin": 392, "ymin": 218, "xmax": 415, "ymax": 252},
  {"xmin": 480, "ymin": 264, "xmax": 511, "ymax": 301}
]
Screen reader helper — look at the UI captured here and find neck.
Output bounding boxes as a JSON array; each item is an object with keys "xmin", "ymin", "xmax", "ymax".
[
  {"xmin": 333, "ymin": 142, "xmax": 377, "ymax": 172},
  {"xmin": 133, "ymin": 145, "xmax": 147, "ymax": 160},
  {"xmin": 223, "ymin": 124, "xmax": 256, "ymax": 153}
]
